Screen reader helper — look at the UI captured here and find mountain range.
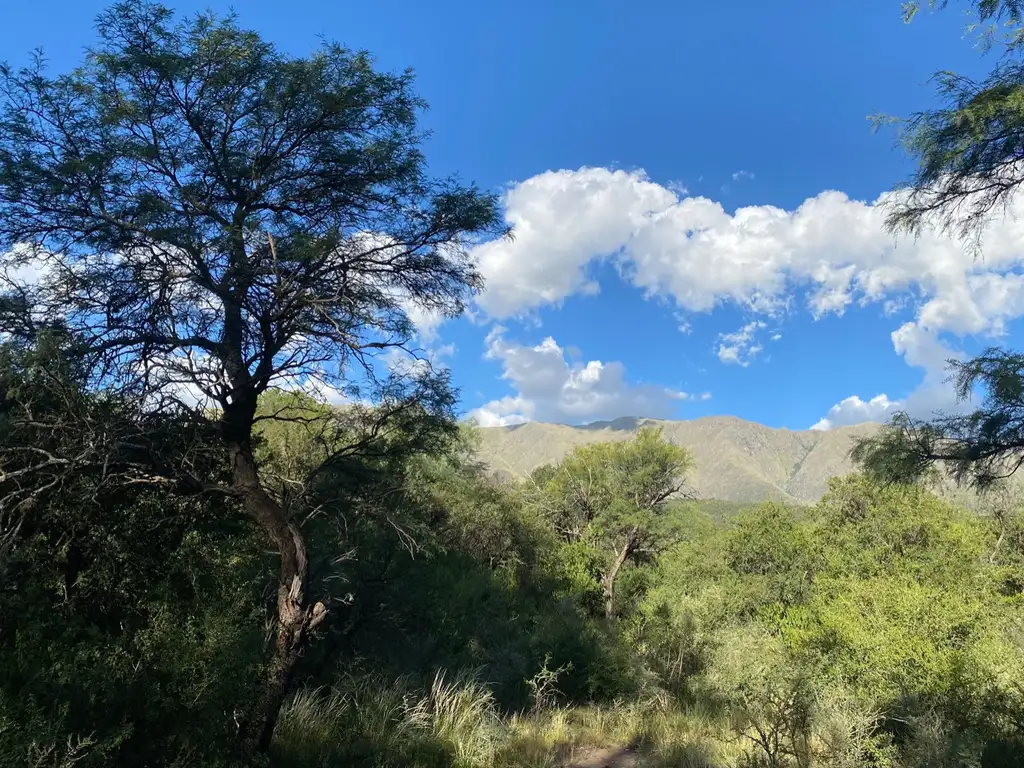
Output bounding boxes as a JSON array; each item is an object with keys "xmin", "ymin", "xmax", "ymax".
[{"xmin": 473, "ymin": 416, "xmax": 883, "ymax": 505}]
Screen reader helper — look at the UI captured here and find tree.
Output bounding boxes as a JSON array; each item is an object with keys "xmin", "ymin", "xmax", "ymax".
[
  {"xmin": 537, "ymin": 427, "xmax": 694, "ymax": 619},
  {"xmin": 0, "ymin": 1, "xmax": 503, "ymax": 757},
  {"xmin": 853, "ymin": 1, "xmax": 1024, "ymax": 487}
]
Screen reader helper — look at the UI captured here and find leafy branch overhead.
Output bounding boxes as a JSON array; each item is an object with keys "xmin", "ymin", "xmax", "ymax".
[
  {"xmin": 874, "ymin": 2, "xmax": 1024, "ymax": 244},
  {"xmin": 853, "ymin": 1, "xmax": 1024, "ymax": 491},
  {"xmin": 881, "ymin": 62, "xmax": 1024, "ymax": 244},
  {"xmin": 853, "ymin": 349, "xmax": 1024, "ymax": 488}
]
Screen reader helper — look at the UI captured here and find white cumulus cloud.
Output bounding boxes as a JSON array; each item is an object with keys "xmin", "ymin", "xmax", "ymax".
[
  {"xmin": 716, "ymin": 320, "xmax": 766, "ymax": 366},
  {"xmin": 472, "ymin": 167, "xmax": 1024, "ymax": 339},
  {"xmin": 466, "ymin": 166, "xmax": 1024, "ymax": 429},
  {"xmin": 811, "ymin": 394, "xmax": 898, "ymax": 431},
  {"xmin": 472, "ymin": 168, "xmax": 677, "ymax": 318},
  {"xmin": 467, "ymin": 326, "xmax": 699, "ymax": 427}
]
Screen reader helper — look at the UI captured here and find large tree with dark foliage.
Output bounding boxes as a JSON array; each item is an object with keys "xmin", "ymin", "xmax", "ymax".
[
  {"xmin": 0, "ymin": 1, "xmax": 502, "ymax": 757},
  {"xmin": 854, "ymin": 1, "xmax": 1024, "ymax": 488}
]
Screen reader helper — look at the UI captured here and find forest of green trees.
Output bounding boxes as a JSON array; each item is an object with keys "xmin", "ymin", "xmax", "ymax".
[{"xmin": 6, "ymin": 1, "xmax": 1024, "ymax": 766}]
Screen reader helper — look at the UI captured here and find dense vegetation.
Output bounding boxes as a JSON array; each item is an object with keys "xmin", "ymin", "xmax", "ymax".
[
  {"xmin": 5, "ymin": 1, "xmax": 1024, "ymax": 766},
  {"xmin": 6, "ymin": 356, "xmax": 1024, "ymax": 767}
]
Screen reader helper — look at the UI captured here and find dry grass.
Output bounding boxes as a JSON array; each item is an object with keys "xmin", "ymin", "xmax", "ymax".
[
  {"xmin": 272, "ymin": 673, "xmax": 740, "ymax": 768},
  {"xmin": 499, "ymin": 703, "xmax": 739, "ymax": 767}
]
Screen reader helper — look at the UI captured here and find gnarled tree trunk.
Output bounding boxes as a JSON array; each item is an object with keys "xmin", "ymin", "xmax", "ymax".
[
  {"xmin": 229, "ymin": 438, "xmax": 326, "ymax": 757},
  {"xmin": 602, "ymin": 525, "xmax": 639, "ymax": 619}
]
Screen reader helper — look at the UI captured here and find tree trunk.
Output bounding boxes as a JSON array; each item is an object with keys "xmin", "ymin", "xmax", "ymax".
[
  {"xmin": 602, "ymin": 526, "xmax": 639, "ymax": 620},
  {"xmin": 229, "ymin": 439, "xmax": 326, "ymax": 758}
]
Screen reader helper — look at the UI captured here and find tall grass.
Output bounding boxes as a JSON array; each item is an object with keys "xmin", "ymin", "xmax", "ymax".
[
  {"xmin": 272, "ymin": 674, "xmax": 419, "ymax": 766},
  {"xmin": 272, "ymin": 671, "xmax": 501, "ymax": 768},
  {"xmin": 272, "ymin": 671, "xmax": 738, "ymax": 768},
  {"xmin": 406, "ymin": 671, "xmax": 501, "ymax": 767}
]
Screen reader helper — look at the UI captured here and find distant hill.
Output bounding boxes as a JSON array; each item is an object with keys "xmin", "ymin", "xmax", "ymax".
[
  {"xmin": 473, "ymin": 416, "xmax": 882, "ymax": 505},
  {"xmin": 474, "ymin": 416, "xmax": 1024, "ymax": 510}
]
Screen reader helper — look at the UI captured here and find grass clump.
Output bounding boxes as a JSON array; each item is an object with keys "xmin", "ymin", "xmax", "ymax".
[{"xmin": 273, "ymin": 671, "xmax": 501, "ymax": 768}]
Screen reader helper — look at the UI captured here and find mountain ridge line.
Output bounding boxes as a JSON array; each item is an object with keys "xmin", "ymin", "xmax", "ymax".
[{"xmin": 472, "ymin": 416, "xmax": 885, "ymax": 505}]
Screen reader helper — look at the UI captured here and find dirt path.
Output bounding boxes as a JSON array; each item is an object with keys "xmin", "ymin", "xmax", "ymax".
[{"xmin": 566, "ymin": 745, "xmax": 639, "ymax": 768}]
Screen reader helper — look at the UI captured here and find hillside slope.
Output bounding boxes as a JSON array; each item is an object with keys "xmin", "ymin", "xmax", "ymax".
[{"xmin": 474, "ymin": 416, "xmax": 881, "ymax": 504}]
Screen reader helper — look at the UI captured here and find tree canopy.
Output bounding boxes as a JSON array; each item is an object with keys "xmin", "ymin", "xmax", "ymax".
[{"xmin": 530, "ymin": 427, "xmax": 694, "ymax": 618}]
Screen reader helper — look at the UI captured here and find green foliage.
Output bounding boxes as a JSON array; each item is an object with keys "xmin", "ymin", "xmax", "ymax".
[
  {"xmin": 689, "ymin": 497, "xmax": 761, "ymax": 524},
  {"xmin": 724, "ymin": 503, "xmax": 817, "ymax": 613},
  {"xmin": 529, "ymin": 427, "xmax": 694, "ymax": 618},
  {"xmin": 9, "ymin": 344, "xmax": 1024, "ymax": 767},
  {"xmin": 813, "ymin": 476, "xmax": 990, "ymax": 585},
  {"xmin": 524, "ymin": 655, "xmax": 575, "ymax": 714},
  {"xmin": 707, "ymin": 626, "xmax": 816, "ymax": 768},
  {"xmin": 853, "ymin": 350, "xmax": 1024, "ymax": 497},
  {"xmin": 635, "ymin": 474, "xmax": 1024, "ymax": 766},
  {"xmin": 0, "ymin": 463, "xmax": 268, "ymax": 767},
  {"xmin": 0, "ymin": 341, "xmax": 267, "ymax": 766}
]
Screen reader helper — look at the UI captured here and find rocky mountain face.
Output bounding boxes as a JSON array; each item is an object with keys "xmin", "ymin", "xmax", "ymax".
[{"xmin": 473, "ymin": 416, "xmax": 883, "ymax": 504}]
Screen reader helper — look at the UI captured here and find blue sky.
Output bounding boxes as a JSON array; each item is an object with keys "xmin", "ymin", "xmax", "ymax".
[{"xmin": 4, "ymin": 0, "xmax": 1019, "ymax": 430}]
